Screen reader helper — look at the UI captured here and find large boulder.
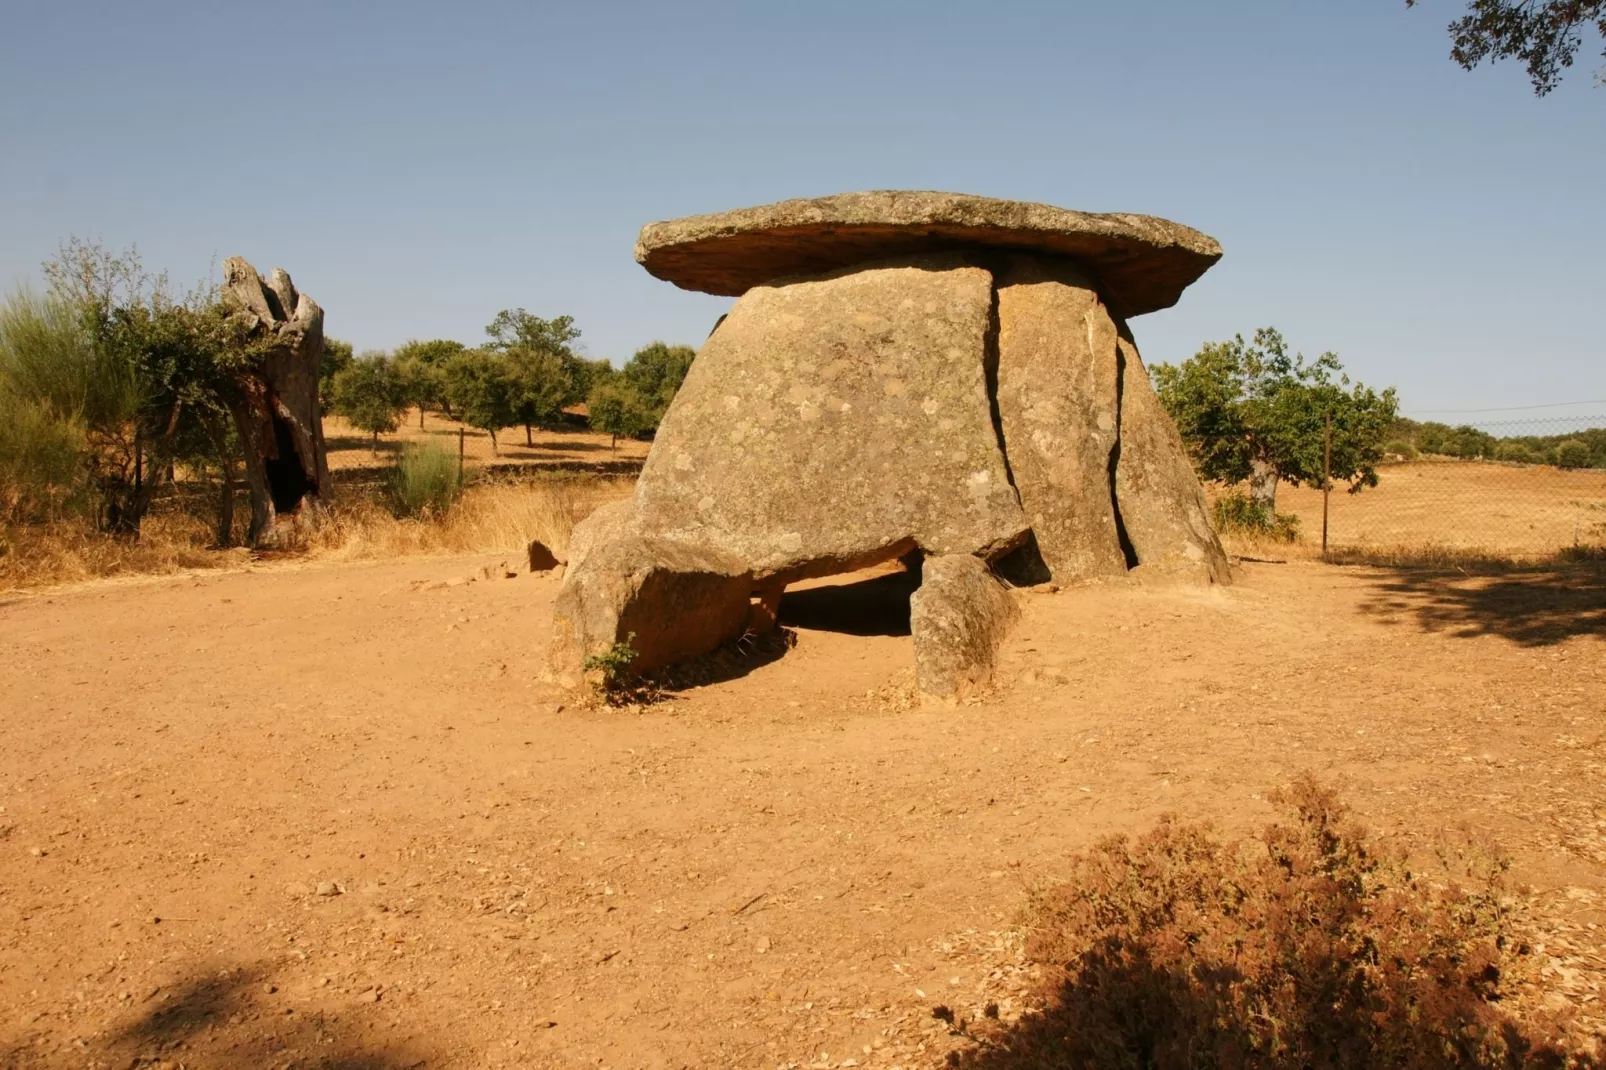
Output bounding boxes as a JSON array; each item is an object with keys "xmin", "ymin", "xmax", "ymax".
[
  {"xmin": 1112, "ymin": 327, "xmax": 1232, "ymax": 584},
  {"xmin": 632, "ymin": 253, "xmax": 1029, "ymax": 582},
  {"xmin": 994, "ymin": 256, "xmax": 1131, "ymax": 582},
  {"xmin": 634, "ymin": 190, "xmax": 1222, "ymax": 319},
  {"xmin": 550, "ymin": 535, "xmax": 754, "ymax": 684},
  {"xmin": 909, "ymin": 554, "xmax": 1020, "ymax": 699}
]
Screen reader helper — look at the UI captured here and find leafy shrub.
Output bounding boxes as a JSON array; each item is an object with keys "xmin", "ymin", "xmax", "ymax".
[
  {"xmin": 1555, "ymin": 439, "xmax": 1593, "ymax": 470},
  {"xmin": 1382, "ymin": 438, "xmax": 1419, "ymax": 461},
  {"xmin": 1496, "ymin": 441, "xmax": 1540, "ymax": 465},
  {"xmin": 1212, "ymin": 492, "xmax": 1300, "ymax": 542},
  {"xmin": 582, "ymin": 632, "xmax": 638, "ymax": 690},
  {"xmin": 959, "ymin": 777, "xmax": 1594, "ymax": 1070},
  {"xmin": 385, "ymin": 441, "xmax": 461, "ymax": 518}
]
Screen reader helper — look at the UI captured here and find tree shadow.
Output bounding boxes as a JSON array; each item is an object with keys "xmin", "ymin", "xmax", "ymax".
[
  {"xmin": 1, "ymin": 961, "xmax": 430, "ymax": 1070},
  {"xmin": 1354, "ymin": 560, "xmax": 1606, "ymax": 646},
  {"xmin": 323, "ymin": 435, "xmax": 400, "ymax": 456},
  {"xmin": 779, "ymin": 569, "xmax": 920, "ymax": 637}
]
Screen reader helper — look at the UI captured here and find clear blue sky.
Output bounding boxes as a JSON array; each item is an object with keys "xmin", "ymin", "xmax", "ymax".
[{"xmin": 2, "ymin": 1, "xmax": 1601, "ymax": 417}]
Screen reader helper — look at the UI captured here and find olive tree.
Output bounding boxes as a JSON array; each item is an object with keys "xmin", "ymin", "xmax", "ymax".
[
  {"xmin": 443, "ymin": 349, "xmax": 520, "ymax": 455},
  {"xmin": 1152, "ymin": 328, "xmax": 1398, "ymax": 513},
  {"xmin": 587, "ymin": 379, "xmax": 653, "ymax": 450},
  {"xmin": 332, "ymin": 352, "xmax": 407, "ymax": 452}
]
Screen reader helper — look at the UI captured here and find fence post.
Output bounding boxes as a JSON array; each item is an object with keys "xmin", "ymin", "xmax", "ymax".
[
  {"xmin": 458, "ymin": 425, "xmax": 466, "ymax": 483},
  {"xmin": 1322, "ymin": 409, "xmax": 1332, "ymax": 560}
]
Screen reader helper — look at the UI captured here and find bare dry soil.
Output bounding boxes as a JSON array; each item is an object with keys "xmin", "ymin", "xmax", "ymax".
[{"xmin": 2, "ymin": 552, "xmax": 1604, "ymax": 1068}]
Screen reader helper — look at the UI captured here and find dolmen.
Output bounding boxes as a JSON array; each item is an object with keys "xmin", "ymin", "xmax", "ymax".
[{"xmin": 552, "ymin": 191, "xmax": 1230, "ymax": 698}]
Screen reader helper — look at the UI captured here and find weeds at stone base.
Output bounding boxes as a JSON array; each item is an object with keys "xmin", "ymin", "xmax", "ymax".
[
  {"xmin": 1213, "ymin": 491, "xmax": 1300, "ymax": 543},
  {"xmin": 952, "ymin": 775, "xmax": 1601, "ymax": 1070}
]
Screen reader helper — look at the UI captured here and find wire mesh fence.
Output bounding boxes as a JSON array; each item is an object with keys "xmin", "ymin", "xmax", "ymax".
[{"xmin": 1209, "ymin": 416, "xmax": 1606, "ymax": 560}]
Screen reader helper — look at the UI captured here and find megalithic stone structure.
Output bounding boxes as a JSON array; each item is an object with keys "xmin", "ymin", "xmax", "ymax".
[{"xmin": 552, "ymin": 191, "xmax": 1230, "ymax": 696}]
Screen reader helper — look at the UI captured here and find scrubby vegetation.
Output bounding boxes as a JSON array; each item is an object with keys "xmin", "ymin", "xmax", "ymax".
[
  {"xmin": 385, "ymin": 440, "xmax": 462, "ymax": 518},
  {"xmin": 957, "ymin": 778, "xmax": 1599, "ymax": 1069},
  {"xmin": 1389, "ymin": 418, "xmax": 1606, "ymax": 469},
  {"xmin": 1212, "ymin": 491, "xmax": 1300, "ymax": 542}
]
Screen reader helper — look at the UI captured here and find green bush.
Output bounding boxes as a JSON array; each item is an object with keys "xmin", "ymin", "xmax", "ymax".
[
  {"xmin": 1554, "ymin": 439, "xmax": 1593, "ymax": 470},
  {"xmin": 1212, "ymin": 492, "xmax": 1300, "ymax": 542},
  {"xmin": 1382, "ymin": 438, "xmax": 1418, "ymax": 461},
  {"xmin": 385, "ymin": 441, "xmax": 462, "ymax": 518},
  {"xmin": 1496, "ymin": 441, "xmax": 1539, "ymax": 465}
]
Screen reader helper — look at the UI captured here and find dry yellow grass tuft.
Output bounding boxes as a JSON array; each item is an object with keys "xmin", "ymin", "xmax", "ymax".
[
  {"xmin": 0, "ymin": 476, "xmax": 632, "ymax": 591},
  {"xmin": 305, "ymin": 476, "xmax": 630, "ymax": 562}
]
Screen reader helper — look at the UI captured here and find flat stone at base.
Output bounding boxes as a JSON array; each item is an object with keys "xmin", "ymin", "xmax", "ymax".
[
  {"xmin": 1112, "ymin": 330, "xmax": 1232, "ymax": 585},
  {"xmin": 909, "ymin": 554, "xmax": 1020, "ymax": 699},
  {"xmin": 995, "ymin": 256, "xmax": 1130, "ymax": 583},
  {"xmin": 550, "ymin": 536, "xmax": 754, "ymax": 683},
  {"xmin": 633, "ymin": 253, "xmax": 1028, "ymax": 581}
]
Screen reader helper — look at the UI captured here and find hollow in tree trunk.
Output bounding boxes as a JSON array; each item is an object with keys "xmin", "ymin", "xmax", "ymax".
[
  {"xmin": 221, "ymin": 258, "xmax": 332, "ymax": 549},
  {"xmin": 1249, "ymin": 458, "xmax": 1279, "ymax": 513}
]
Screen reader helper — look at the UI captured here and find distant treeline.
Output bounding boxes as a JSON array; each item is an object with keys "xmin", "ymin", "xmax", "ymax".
[{"xmin": 1386, "ymin": 418, "xmax": 1606, "ymax": 469}]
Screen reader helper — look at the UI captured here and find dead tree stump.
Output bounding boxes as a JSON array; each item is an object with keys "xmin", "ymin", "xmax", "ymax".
[{"xmin": 221, "ymin": 257, "xmax": 332, "ymax": 549}]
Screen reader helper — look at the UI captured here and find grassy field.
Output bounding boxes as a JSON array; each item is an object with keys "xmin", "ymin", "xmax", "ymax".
[{"xmin": 1272, "ymin": 458, "xmax": 1606, "ymax": 557}]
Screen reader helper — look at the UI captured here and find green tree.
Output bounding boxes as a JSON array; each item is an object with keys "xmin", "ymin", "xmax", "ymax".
[
  {"xmin": 392, "ymin": 352, "xmax": 443, "ymax": 429},
  {"xmin": 443, "ymin": 349, "xmax": 520, "ymax": 455},
  {"xmin": 1152, "ymin": 327, "xmax": 1398, "ymax": 513},
  {"xmin": 12, "ymin": 240, "xmax": 247, "ymax": 537},
  {"xmin": 1408, "ymin": 0, "xmax": 1606, "ymax": 95},
  {"xmin": 392, "ymin": 338, "xmax": 464, "ymax": 421},
  {"xmin": 485, "ymin": 309, "xmax": 589, "ymax": 404},
  {"xmin": 1555, "ymin": 438, "xmax": 1593, "ymax": 469},
  {"xmin": 331, "ymin": 352, "xmax": 407, "ymax": 452},
  {"xmin": 586, "ymin": 380, "xmax": 653, "ymax": 450},
  {"xmin": 505, "ymin": 347, "xmax": 573, "ymax": 446},
  {"xmin": 392, "ymin": 338, "xmax": 465, "ymax": 366},
  {"xmin": 621, "ymin": 341, "xmax": 696, "ymax": 426},
  {"xmin": 319, "ymin": 337, "xmax": 354, "ymax": 415}
]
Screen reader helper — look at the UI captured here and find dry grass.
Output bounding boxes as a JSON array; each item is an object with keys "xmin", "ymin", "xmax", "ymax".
[
  {"xmin": 305, "ymin": 475, "xmax": 629, "ymax": 562},
  {"xmin": 1277, "ymin": 459, "xmax": 1606, "ymax": 557},
  {"xmin": 0, "ymin": 475, "xmax": 632, "ymax": 592}
]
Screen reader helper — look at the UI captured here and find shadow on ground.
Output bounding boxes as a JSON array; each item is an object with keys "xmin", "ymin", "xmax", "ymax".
[
  {"xmin": 1355, "ymin": 561, "xmax": 1606, "ymax": 646},
  {"xmin": 952, "ymin": 954, "xmax": 1600, "ymax": 1070},
  {"xmin": 2, "ymin": 962, "xmax": 431, "ymax": 1069},
  {"xmin": 779, "ymin": 569, "xmax": 920, "ymax": 637}
]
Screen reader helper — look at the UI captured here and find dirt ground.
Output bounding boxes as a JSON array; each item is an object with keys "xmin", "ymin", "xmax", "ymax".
[
  {"xmin": 3, "ymin": 550, "xmax": 1605, "ymax": 1069},
  {"xmin": 1277, "ymin": 459, "xmax": 1606, "ymax": 555}
]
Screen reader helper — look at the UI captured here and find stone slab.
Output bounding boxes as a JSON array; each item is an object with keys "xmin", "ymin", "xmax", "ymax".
[
  {"xmin": 635, "ymin": 191, "xmax": 1221, "ymax": 319},
  {"xmin": 631, "ymin": 253, "xmax": 1029, "ymax": 582}
]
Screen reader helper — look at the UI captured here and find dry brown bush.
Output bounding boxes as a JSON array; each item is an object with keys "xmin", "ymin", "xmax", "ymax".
[{"xmin": 957, "ymin": 777, "xmax": 1600, "ymax": 1070}]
